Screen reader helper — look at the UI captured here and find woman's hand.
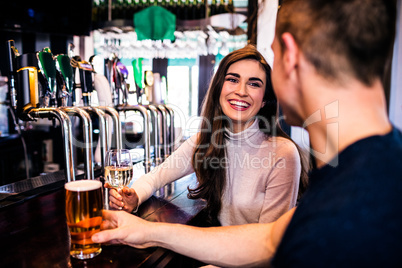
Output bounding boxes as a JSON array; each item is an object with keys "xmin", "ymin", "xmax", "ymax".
[{"xmin": 105, "ymin": 183, "xmax": 139, "ymax": 212}]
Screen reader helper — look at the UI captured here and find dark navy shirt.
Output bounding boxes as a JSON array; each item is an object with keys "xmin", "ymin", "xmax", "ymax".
[{"xmin": 271, "ymin": 128, "xmax": 402, "ymax": 267}]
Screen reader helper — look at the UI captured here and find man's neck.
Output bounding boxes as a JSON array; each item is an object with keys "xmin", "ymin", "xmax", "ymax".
[{"xmin": 304, "ymin": 79, "xmax": 392, "ymax": 168}]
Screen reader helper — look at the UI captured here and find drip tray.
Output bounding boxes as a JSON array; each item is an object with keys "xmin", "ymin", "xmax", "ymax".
[
  {"xmin": 0, "ymin": 171, "xmax": 65, "ymax": 194},
  {"xmin": 0, "ymin": 168, "xmax": 100, "ymax": 209}
]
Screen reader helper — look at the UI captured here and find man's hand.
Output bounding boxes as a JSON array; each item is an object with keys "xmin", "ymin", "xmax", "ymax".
[{"xmin": 92, "ymin": 210, "xmax": 155, "ymax": 248}]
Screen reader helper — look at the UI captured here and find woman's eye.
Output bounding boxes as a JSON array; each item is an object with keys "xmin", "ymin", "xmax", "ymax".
[
  {"xmin": 226, "ymin": 77, "xmax": 238, "ymax": 83},
  {"xmin": 249, "ymin": 82, "xmax": 262, "ymax": 87}
]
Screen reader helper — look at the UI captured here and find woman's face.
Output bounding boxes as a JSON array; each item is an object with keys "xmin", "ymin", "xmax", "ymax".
[{"xmin": 219, "ymin": 59, "xmax": 266, "ymax": 133}]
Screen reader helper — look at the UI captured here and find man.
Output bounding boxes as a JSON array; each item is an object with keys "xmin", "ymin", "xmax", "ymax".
[{"xmin": 92, "ymin": 0, "xmax": 402, "ymax": 266}]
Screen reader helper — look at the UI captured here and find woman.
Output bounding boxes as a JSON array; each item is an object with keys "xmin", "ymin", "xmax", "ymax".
[{"xmin": 108, "ymin": 45, "xmax": 308, "ymax": 226}]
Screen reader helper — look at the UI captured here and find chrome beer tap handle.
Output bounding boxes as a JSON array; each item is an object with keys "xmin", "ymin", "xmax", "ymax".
[
  {"xmin": 60, "ymin": 107, "xmax": 94, "ymax": 180},
  {"xmin": 27, "ymin": 107, "xmax": 75, "ymax": 182},
  {"xmin": 116, "ymin": 104, "xmax": 151, "ymax": 173},
  {"xmin": 98, "ymin": 106, "xmax": 122, "ymax": 150},
  {"xmin": 164, "ymin": 105, "xmax": 175, "ymax": 155},
  {"xmin": 81, "ymin": 106, "xmax": 108, "ymax": 168},
  {"xmin": 156, "ymin": 105, "xmax": 169, "ymax": 161},
  {"xmin": 144, "ymin": 104, "xmax": 162, "ymax": 167}
]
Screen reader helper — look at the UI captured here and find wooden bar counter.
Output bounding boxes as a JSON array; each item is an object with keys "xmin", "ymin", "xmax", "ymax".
[{"xmin": 0, "ymin": 170, "xmax": 205, "ymax": 268}]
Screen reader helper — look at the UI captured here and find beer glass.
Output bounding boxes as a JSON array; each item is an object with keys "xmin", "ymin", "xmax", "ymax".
[
  {"xmin": 65, "ymin": 180, "xmax": 103, "ymax": 259},
  {"xmin": 104, "ymin": 149, "xmax": 134, "ymax": 190}
]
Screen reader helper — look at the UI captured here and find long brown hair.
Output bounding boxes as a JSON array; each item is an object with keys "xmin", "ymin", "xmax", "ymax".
[{"xmin": 189, "ymin": 44, "xmax": 309, "ymax": 224}]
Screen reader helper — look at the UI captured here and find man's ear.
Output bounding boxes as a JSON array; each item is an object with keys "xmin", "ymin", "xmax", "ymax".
[{"xmin": 280, "ymin": 32, "xmax": 299, "ymax": 75}]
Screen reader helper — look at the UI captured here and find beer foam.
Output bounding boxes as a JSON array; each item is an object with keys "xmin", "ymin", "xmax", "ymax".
[{"xmin": 65, "ymin": 180, "xmax": 102, "ymax": 192}]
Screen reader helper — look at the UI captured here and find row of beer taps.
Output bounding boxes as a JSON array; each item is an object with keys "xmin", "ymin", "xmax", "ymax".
[
  {"xmin": 6, "ymin": 40, "xmax": 175, "ymax": 195},
  {"xmin": 106, "ymin": 53, "xmax": 176, "ymax": 195}
]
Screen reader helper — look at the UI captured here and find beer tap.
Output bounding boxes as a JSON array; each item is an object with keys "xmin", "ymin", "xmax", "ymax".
[
  {"xmin": 113, "ymin": 60, "xmax": 130, "ymax": 105},
  {"xmin": 7, "ymin": 42, "xmax": 75, "ymax": 182},
  {"xmin": 69, "ymin": 55, "xmax": 116, "ymax": 167},
  {"xmin": 97, "ymin": 105, "xmax": 122, "ymax": 150},
  {"xmin": 7, "ymin": 40, "xmax": 18, "ymax": 110},
  {"xmin": 142, "ymin": 103, "xmax": 165, "ymax": 196},
  {"xmin": 141, "ymin": 70, "xmax": 165, "ymax": 168},
  {"xmin": 59, "ymin": 106, "xmax": 94, "ymax": 180},
  {"xmin": 89, "ymin": 55, "xmax": 122, "ymax": 151},
  {"xmin": 67, "ymin": 44, "xmax": 77, "ymax": 106},
  {"xmin": 139, "ymin": 75, "xmax": 164, "ymax": 174},
  {"xmin": 111, "ymin": 59, "xmax": 152, "ymax": 173},
  {"xmin": 144, "ymin": 74, "xmax": 176, "ymax": 196},
  {"xmin": 15, "ymin": 53, "xmax": 40, "ymax": 121},
  {"xmin": 146, "ymin": 73, "xmax": 175, "ymax": 196},
  {"xmin": 56, "ymin": 103, "xmax": 95, "ymax": 179},
  {"xmin": 55, "ymin": 72, "xmax": 69, "ymax": 107},
  {"xmin": 82, "ymin": 106, "xmax": 108, "ymax": 167},
  {"xmin": 37, "ymin": 48, "xmax": 57, "ymax": 107},
  {"xmin": 74, "ymin": 59, "xmax": 110, "ymax": 167},
  {"xmin": 146, "ymin": 105, "xmax": 163, "ymax": 167},
  {"xmin": 165, "ymin": 105, "xmax": 176, "ymax": 195},
  {"xmin": 56, "ymin": 54, "xmax": 73, "ymax": 107},
  {"xmin": 116, "ymin": 104, "xmax": 151, "ymax": 173},
  {"xmin": 58, "ymin": 50, "xmax": 110, "ymax": 169},
  {"xmin": 155, "ymin": 104, "xmax": 174, "ymax": 196},
  {"xmin": 156, "ymin": 105, "xmax": 170, "ymax": 161},
  {"xmin": 136, "ymin": 68, "xmax": 175, "ymax": 195},
  {"xmin": 27, "ymin": 107, "xmax": 75, "ymax": 182},
  {"xmin": 156, "ymin": 104, "xmax": 175, "ymax": 158},
  {"xmin": 53, "ymin": 56, "xmax": 94, "ymax": 179},
  {"xmin": 164, "ymin": 105, "xmax": 175, "ymax": 156},
  {"xmin": 71, "ymin": 57, "xmax": 94, "ymax": 106},
  {"xmin": 107, "ymin": 54, "xmax": 119, "ymax": 106},
  {"xmin": 38, "ymin": 49, "xmax": 95, "ymax": 180}
]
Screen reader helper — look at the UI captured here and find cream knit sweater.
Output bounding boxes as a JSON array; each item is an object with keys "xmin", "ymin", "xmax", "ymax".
[{"xmin": 131, "ymin": 120, "xmax": 301, "ymax": 225}]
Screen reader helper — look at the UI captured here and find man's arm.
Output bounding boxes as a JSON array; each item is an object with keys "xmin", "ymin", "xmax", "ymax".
[{"xmin": 93, "ymin": 208, "xmax": 296, "ymax": 267}]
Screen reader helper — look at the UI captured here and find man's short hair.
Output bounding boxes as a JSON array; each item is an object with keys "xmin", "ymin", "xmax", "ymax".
[{"xmin": 276, "ymin": 0, "xmax": 397, "ymax": 86}]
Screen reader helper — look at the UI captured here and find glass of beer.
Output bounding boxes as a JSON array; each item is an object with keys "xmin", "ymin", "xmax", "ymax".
[
  {"xmin": 65, "ymin": 180, "xmax": 103, "ymax": 259},
  {"xmin": 104, "ymin": 149, "xmax": 134, "ymax": 190}
]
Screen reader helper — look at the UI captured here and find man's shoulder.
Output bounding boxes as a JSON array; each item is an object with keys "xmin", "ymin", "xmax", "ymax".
[
  {"xmin": 340, "ymin": 127, "xmax": 402, "ymax": 172},
  {"xmin": 376, "ymin": 127, "xmax": 402, "ymax": 149}
]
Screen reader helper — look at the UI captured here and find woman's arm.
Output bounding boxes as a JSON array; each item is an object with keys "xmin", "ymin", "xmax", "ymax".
[
  {"xmin": 93, "ymin": 208, "xmax": 296, "ymax": 267},
  {"xmin": 132, "ymin": 134, "xmax": 198, "ymax": 203},
  {"xmin": 109, "ymin": 135, "xmax": 198, "ymax": 211},
  {"xmin": 259, "ymin": 140, "xmax": 301, "ymax": 223}
]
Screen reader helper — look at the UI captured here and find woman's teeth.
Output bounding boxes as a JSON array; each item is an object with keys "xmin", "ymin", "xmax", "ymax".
[{"xmin": 229, "ymin": 100, "xmax": 250, "ymax": 108}]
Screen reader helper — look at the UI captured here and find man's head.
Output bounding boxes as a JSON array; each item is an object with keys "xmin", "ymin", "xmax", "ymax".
[
  {"xmin": 271, "ymin": 0, "xmax": 397, "ymax": 126},
  {"xmin": 276, "ymin": 0, "xmax": 396, "ymax": 85}
]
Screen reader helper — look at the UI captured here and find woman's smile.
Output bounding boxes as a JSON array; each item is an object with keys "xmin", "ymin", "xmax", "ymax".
[
  {"xmin": 219, "ymin": 59, "xmax": 266, "ymax": 133},
  {"xmin": 228, "ymin": 99, "xmax": 251, "ymax": 111}
]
